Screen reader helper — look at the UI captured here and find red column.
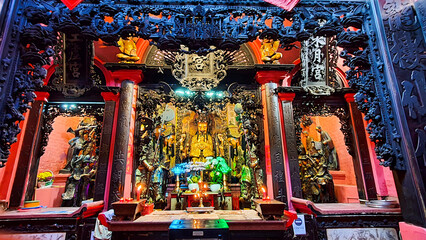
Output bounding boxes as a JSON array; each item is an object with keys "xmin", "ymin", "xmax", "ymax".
[{"xmin": 2, "ymin": 92, "xmax": 49, "ymax": 207}]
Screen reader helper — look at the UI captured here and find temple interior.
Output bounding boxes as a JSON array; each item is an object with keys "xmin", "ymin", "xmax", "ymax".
[{"xmin": 0, "ymin": 0, "xmax": 424, "ymax": 239}]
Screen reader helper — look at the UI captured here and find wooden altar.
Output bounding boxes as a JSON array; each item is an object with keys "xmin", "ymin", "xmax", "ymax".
[{"xmin": 108, "ymin": 210, "xmax": 293, "ymax": 240}]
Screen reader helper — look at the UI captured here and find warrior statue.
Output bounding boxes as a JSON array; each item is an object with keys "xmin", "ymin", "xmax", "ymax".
[
  {"xmin": 62, "ymin": 117, "xmax": 99, "ymax": 207},
  {"xmin": 299, "ymin": 131, "xmax": 336, "ymax": 203}
]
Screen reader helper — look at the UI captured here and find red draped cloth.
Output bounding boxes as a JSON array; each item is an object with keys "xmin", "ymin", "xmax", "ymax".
[
  {"xmin": 61, "ymin": 0, "xmax": 84, "ymax": 10},
  {"xmin": 263, "ymin": 0, "xmax": 300, "ymax": 11}
]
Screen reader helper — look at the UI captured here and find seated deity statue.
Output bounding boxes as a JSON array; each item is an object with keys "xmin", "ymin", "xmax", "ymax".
[
  {"xmin": 260, "ymin": 34, "xmax": 282, "ymax": 64},
  {"xmin": 189, "ymin": 122, "xmax": 214, "ymax": 162},
  {"xmin": 116, "ymin": 37, "xmax": 140, "ymax": 63}
]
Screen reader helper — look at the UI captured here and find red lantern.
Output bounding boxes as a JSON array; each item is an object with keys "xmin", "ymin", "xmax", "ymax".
[{"xmin": 61, "ymin": 0, "xmax": 84, "ymax": 10}]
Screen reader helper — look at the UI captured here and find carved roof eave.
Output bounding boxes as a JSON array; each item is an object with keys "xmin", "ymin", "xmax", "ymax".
[{"xmin": 79, "ymin": 0, "xmax": 367, "ymax": 9}]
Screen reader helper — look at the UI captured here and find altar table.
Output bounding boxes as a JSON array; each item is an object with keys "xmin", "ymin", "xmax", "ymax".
[
  {"xmin": 170, "ymin": 191, "xmax": 232, "ymax": 210},
  {"xmin": 108, "ymin": 210, "xmax": 292, "ymax": 240}
]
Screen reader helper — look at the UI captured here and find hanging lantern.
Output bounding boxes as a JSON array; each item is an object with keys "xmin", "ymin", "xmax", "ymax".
[{"xmin": 61, "ymin": 0, "xmax": 84, "ymax": 10}]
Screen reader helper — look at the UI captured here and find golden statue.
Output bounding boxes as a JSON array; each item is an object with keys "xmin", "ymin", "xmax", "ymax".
[
  {"xmin": 216, "ymin": 133, "xmax": 225, "ymax": 157},
  {"xmin": 178, "ymin": 133, "xmax": 189, "ymax": 162},
  {"xmin": 117, "ymin": 37, "xmax": 140, "ymax": 63},
  {"xmin": 189, "ymin": 122, "xmax": 214, "ymax": 162},
  {"xmin": 260, "ymin": 34, "xmax": 282, "ymax": 64}
]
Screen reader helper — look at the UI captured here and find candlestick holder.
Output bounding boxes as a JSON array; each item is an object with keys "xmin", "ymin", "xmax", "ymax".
[
  {"xmin": 175, "ymin": 175, "xmax": 180, "ymax": 192},
  {"xmin": 223, "ymin": 174, "xmax": 229, "ymax": 192}
]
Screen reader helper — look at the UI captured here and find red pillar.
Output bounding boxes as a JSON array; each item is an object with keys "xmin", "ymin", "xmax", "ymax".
[{"xmin": 1, "ymin": 92, "xmax": 49, "ymax": 207}]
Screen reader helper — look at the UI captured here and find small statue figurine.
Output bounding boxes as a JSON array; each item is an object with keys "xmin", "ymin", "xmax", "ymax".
[
  {"xmin": 260, "ymin": 29, "xmax": 282, "ymax": 64},
  {"xmin": 178, "ymin": 133, "xmax": 189, "ymax": 162},
  {"xmin": 116, "ymin": 36, "xmax": 140, "ymax": 63},
  {"xmin": 216, "ymin": 133, "xmax": 226, "ymax": 158},
  {"xmin": 316, "ymin": 126, "xmax": 339, "ymax": 170}
]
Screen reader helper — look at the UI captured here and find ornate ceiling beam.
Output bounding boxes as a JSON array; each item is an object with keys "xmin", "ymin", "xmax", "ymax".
[{"xmin": 24, "ymin": 0, "xmax": 366, "ymax": 54}]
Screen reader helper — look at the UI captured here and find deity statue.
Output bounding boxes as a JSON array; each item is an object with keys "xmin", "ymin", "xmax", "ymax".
[
  {"xmin": 299, "ymin": 131, "xmax": 336, "ymax": 203},
  {"xmin": 260, "ymin": 30, "xmax": 282, "ymax": 64},
  {"xmin": 227, "ymin": 124, "xmax": 242, "ymax": 182},
  {"xmin": 62, "ymin": 117, "xmax": 99, "ymax": 207},
  {"xmin": 61, "ymin": 118, "xmax": 97, "ymax": 174},
  {"xmin": 151, "ymin": 155, "xmax": 170, "ymax": 206},
  {"xmin": 178, "ymin": 133, "xmax": 189, "ymax": 162},
  {"xmin": 135, "ymin": 118, "xmax": 155, "ymax": 199},
  {"xmin": 116, "ymin": 37, "xmax": 140, "ymax": 63},
  {"xmin": 248, "ymin": 146, "xmax": 263, "ymax": 199},
  {"xmin": 215, "ymin": 133, "xmax": 226, "ymax": 157},
  {"xmin": 316, "ymin": 126, "xmax": 339, "ymax": 170},
  {"xmin": 239, "ymin": 144, "xmax": 263, "ymax": 204},
  {"xmin": 189, "ymin": 122, "xmax": 214, "ymax": 162}
]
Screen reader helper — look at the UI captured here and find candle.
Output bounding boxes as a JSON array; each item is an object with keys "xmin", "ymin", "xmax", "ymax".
[
  {"xmin": 262, "ymin": 187, "xmax": 267, "ymax": 200},
  {"xmin": 136, "ymin": 185, "xmax": 142, "ymax": 201},
  {"xmin": 120, "ymin": 198, "xmax": 124, "ymax": 203}
]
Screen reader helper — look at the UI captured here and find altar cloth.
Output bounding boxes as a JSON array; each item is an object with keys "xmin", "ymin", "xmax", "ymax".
[{"xmin": 134, "ymin": 210, "xmax": 262, "ymax": 223}]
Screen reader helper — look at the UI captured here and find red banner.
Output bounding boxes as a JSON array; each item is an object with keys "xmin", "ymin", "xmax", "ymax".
[
  {"xmin": 61, "ymin": 0, "xmax": 84, "ymax": 10},
  {"xmin": 263, "ymin": 0, "xmax": 300, "ymax": 11}
]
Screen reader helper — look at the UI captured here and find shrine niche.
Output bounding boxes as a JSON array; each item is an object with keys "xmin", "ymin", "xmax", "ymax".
[
  {"xmin": 133, "ymin": 84, "xmax": 264, "ymax": 209},
  {"xmin": 24, "ymin": 104, "xmax": 104, "ymax": 207},
  {"xmin": 292, "ymin": 97, "xmax": 360, "ymax": 203}
]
